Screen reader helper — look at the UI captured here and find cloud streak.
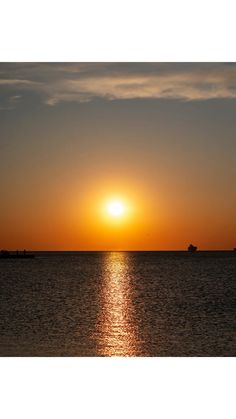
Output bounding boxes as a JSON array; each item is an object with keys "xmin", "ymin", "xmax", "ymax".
[{"xmin": 1, "ymin": 63, "xmax": 236, "ymax": 107}]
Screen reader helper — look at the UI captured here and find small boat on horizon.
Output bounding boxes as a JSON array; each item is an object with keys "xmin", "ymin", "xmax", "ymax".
[{"xmin": 188, "ymin": 244, "xmax": 198, "ymax": 252}]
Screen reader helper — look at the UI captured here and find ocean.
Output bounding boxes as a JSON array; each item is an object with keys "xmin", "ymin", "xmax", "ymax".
[{"xmin": 0, "ymin": 251, "xmax": 235, "ymax": 356}]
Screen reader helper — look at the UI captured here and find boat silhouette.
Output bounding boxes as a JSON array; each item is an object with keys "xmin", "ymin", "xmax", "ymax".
[{"xmin": 188, "ymin": 244, "xmax": 198, "ymax": 252}]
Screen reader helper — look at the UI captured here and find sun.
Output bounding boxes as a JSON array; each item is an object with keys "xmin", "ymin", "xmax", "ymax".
[{"xmin": 107, "ymin": 201, "xmax": 125, "ymax": 217}]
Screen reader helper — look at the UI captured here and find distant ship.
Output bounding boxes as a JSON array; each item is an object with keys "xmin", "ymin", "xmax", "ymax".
[
  {"xmin": 188, "ymin": 244, "xmax": 198, "ymax": 252},
  {"xmin": 0, "ymin": 250, "xmax": 35, "ymax": 259}
]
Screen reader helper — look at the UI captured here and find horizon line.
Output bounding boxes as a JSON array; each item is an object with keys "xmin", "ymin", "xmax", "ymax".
[{"xmin": 2, "ymin": 248, "xmax": 235, "ymax": 252}]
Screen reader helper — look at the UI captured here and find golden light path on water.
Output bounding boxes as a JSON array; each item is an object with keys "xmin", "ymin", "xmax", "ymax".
[{"xmin": 97, "ymin": 252, "xmax": 139, "ymax": 356}]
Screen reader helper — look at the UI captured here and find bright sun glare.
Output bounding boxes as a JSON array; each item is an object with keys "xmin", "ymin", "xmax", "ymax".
[{"xmin": 107, "ymin": 201, "xmax": 125, "ymax": 217}]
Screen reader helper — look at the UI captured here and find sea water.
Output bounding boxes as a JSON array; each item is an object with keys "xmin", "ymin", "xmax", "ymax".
[{"xmin": 0, "ymin": 251, "xmax": 235, "ymax": 356}]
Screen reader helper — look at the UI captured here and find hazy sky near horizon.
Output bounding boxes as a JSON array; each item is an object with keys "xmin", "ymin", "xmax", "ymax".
[{"xmin": 0, "ymin": 63, "xmax": 236, "ymax": 250}]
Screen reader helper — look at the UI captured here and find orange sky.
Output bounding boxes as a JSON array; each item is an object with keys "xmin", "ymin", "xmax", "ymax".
[
  {"xmin": 1, "ymin": 173, "xmax": 235, "ymax": 250},
  {"xmin": 0, "ymin": 63, "xmax": 236, "ymax": 250}
]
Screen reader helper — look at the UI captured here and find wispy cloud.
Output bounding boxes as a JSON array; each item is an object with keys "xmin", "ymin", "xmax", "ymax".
[
  {"xmin": 0, "ymin": 93, "xmax": 23, "ymax": 111},
  {"xmin": 0, "ymin": 79, "xmax": 39, "ymax": 87},
  {"xmin": 1, "ymin": 63, "xmax": 236, "ymax": 108},
  {"xmin": 9, "ymin": 95, "xmax": 22, "ymax": 103}
]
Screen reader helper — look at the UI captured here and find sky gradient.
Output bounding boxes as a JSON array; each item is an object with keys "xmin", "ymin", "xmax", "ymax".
[{"xmin": 0, "ymin": 63, "xmax": 236, "ymax": 250}]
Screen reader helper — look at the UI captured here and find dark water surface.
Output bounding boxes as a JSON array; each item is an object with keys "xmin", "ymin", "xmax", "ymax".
[{"xmin": 0, "ymin": 251, "xmax": 235, "ymax": 356}]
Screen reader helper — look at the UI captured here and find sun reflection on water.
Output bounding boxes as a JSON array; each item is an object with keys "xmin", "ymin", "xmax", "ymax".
[{"xmin": 97, "ymin": 252, "xmax": 138, "ymax": 356}]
